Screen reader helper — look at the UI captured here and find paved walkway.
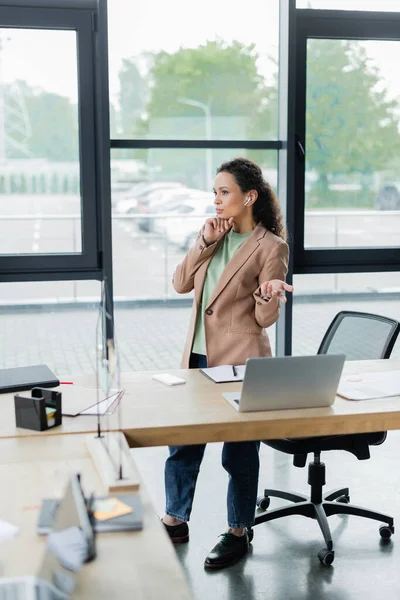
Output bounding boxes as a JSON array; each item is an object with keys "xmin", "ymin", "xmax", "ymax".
[{"xmin": 0, "ymin": 298, "xmax": 399, "ymax": 378}]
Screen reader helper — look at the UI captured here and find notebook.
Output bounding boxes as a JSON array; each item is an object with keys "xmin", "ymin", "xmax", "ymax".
[
  {"xmin": 200, "ymin": 364, "xmax": 246, "ymax": 383},
  {"xmin": 0, "ymin": 364, "xmax": 59, "ymax": 394},
  {"xmin": 38, "ymin": 493, "xmax": 144, "ymax": 534}
]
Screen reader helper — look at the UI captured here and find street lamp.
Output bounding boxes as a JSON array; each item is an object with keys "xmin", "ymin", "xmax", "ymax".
[{"xmin": 177, "ymin": 97, "xmax": 212, "ymax": 191}]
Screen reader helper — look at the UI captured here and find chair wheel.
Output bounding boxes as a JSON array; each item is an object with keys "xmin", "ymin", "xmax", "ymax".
[
  {"xmin": 336, "ymin": 495, "xmax": 350, "ymax": 504},
  {"xmin": 257, "ymin": 496, "xmax": 270, "ymax": 511},
  {"xmin": 379, "ymin": 525, "xmax": 394, "ymax": 539},
  {"xmin": 246, "ymin": 527, "xmax": 254, "ymax": 543},
  {"xmin": 318, "ymin": 548, "xmax": 335, "ymax": 566}
]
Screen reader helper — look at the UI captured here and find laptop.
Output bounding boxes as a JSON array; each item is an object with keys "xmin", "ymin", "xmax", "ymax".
[
  {"xmin": 0, "ymin": 364, "xmax": 59, "ymax": 394},
  {"xmin": 222, "ymin": 354, "xmax": 345, "ymax": 412}
]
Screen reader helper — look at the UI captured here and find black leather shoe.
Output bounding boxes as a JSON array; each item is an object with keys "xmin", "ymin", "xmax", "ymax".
[
  {"xmin": 162, "ymin": 520, "xmax": 189, "ymax": 543},
  {"xmin": 204, "ymin": 530, "xmax": 249, "ymax": 569}
]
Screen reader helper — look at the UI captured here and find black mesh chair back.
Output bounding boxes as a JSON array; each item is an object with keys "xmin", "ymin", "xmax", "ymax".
[
  {"xmin": 317, "ymin": 310, "xmax": 400, "ymax": 360},
  {"xmin": 254, "ymin": 310, "xmax": 400, "ymax": 565}
]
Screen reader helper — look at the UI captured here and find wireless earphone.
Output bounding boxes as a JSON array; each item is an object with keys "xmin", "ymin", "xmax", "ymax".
[{"xmin": 244, "ymin": 197, "xmax": 251, "ymax": 206}]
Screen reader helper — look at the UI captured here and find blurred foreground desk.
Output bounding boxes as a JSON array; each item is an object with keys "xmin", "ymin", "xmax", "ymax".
[
  {"xmin": 0, "ymin": 360, "xmax": 400, "ymax": 447},
  {"xmin": 0, "ymin": 435, "xmax": 192, "ymax": 600}
]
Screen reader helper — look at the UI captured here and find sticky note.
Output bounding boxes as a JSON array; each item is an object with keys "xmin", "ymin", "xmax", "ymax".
[{"xmin": 93, "ymin": 497, "xmax": 133, "ymax": 521}]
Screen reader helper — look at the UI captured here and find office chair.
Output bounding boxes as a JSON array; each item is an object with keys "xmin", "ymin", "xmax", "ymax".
[{"xmin": 250, "ymin": 310, "xmax": 400, "ymax": 566}]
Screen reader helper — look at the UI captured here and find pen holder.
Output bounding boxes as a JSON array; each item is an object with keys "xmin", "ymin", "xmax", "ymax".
[{"xmin": 14, "ymin": 387, "xmax": 62, "ymax": 431}]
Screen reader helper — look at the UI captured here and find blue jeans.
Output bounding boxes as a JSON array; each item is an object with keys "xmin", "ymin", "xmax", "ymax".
[{"xmin": 164, "ymin": 353, "xmax": 260, "ymax": 528}]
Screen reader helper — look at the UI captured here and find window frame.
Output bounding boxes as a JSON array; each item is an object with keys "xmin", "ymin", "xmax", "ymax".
[
  {"xmin": 0, "ymin": 4, "xmax": 100, "ymax": 281},
  {"xmin": 293, "ymin": 9, "xmax": 400, "ymax": 275}
]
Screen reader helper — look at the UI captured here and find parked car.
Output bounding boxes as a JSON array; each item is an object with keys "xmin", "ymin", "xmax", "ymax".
[
  {"xmin": 115, "ymin": 182, "xmax": 185, "ymax": 214},
  {"xmin": 138, "ymin": 188, "xmax": 211, "ymax": 232},
  {"xmin": 375, "ymin": 183, "xmax": 400, "ymax": 210},
  {"xmin": 112, "ymin": 180, "xmax": 150, "ymax": 210},
  {"xmin": 162, "ymin": 197, "xmax": 216, "ymax": 249}
]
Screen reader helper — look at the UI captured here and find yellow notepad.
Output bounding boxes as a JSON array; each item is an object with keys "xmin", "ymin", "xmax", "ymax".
[{"xmin": 93, "ymin": 497, "xmax": 133, "ymax": 521}]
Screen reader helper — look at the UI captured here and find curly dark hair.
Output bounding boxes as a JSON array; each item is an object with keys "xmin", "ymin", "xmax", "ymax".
[{"xmin": 216, "ymin": 157, "xmax": 286, "ymax": 241}]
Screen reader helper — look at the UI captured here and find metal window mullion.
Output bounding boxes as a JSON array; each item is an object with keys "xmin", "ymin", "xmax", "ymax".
[
  {"xmin": 276, "ymin": 0, "xmax": 297, "ymax": 358},
  {"xmin": 95, "ymin": 0, "xmax": 114, "ymax": 339},
  {"xmin": 110, "ymin": 139, "xmax": 283, "ymax": 150},
  {"xmin": 76, "ymin": 10, "xmax": 99, "ymax": 267}
]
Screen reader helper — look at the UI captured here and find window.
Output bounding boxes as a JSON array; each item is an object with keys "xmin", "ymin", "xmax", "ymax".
[
  {"xmin": 108, "ymin": 0, "xmax": 279, "ymax": 141},
  {"xmin": 0, "ymin": 5, "xmax": 100, "ymax": 277},
  {"xmin": 304, "ymin": 39, "xmax": 400, "ymax": 249},
  {"xmin": 0, "ymin": 28, "xmax": 81, "ymax": 254},
  {"xmin": 111, "ymin": 149, "xmax": 277, "ymax": 301}
]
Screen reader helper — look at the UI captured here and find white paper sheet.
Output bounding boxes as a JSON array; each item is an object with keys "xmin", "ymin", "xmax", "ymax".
[
  {"xmin": 0, "ymin": 519, "xmax": 19, "ymax": 543},
  {"xmin": 79, "ymin": 391, "xmax": 121, "ymax": 415},
  {"xmin": 337, "ymin": 371, "xmax": 400, "ymax": 401}
]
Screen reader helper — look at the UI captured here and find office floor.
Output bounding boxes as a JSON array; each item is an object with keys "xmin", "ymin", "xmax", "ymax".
[{"xmin": 132, "ymin": 431, "xmax": 400, "ymax": 600}]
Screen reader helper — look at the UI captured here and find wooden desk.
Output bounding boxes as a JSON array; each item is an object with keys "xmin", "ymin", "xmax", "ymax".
[
  {"xmin": 118, "ymin": 359, "xmax": 400, "ymax": 447},
  {"xmin": 1, "ymin": 360, "xmax": 399, "ymax": 447},
  {"xmin": 0, "ymin": 435, "xmax": 191, "ymax": 600}
]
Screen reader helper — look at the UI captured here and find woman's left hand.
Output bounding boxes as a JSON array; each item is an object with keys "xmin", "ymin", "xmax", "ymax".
[{"xmin": 260, "ymin": 280, "xmax": 294, "ymax": 303}]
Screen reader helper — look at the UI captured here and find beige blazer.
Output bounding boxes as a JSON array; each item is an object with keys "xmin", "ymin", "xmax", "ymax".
[{"xmin": 173, "ymin": 224, "xmax": 289, "ymax": 368}]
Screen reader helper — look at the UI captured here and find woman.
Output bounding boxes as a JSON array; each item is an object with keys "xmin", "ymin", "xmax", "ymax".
[{"xmin": 162, "ymin": 157, "xmax": 293, "ymax": 569}]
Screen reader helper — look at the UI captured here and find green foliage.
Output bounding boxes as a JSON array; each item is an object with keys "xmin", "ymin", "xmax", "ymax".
[
  {"xmin": 117, "ymin": 58, "xmax": 148, "ymax": 137},
  {"xmin": 147, "ymin": 40, "xmax": 263, "ymax": 119},
  {"xmin": 5, "ymin": 80, "xmax": 78, "ymax": 161},
  {"xmin": 135, "ymin": 40, "xmax": 276, "ymax": 187},
  {"xmin": 307, "ymin": 184, "xmax": 375, "ymax": 209},
  {"xmin": 306, "ymin": 39, "xmax": 400, "ymax": 180}
]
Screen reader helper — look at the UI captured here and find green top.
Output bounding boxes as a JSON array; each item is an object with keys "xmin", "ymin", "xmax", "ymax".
[{"xmin": 192, "ymin": 229, "xmax": 253, "ymax": 356}]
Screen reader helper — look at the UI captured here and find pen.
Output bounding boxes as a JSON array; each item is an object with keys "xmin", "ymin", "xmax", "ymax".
[
  {"xmin": 232, "ymin": 366, "xmax": 237, "ymax": 377},
  {"xmin": 60, "ymin": 381, "xmax": 74, "ymax": 385}
]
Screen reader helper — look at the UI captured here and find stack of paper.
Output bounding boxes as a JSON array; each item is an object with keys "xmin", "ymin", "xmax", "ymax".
[
  {"xmin": 200, "ymin": 365, "xmax": 246, "ymax": 383},
  {"xmin": 337, "ymin": 371, "xmax": 400, "ymax": 401}
]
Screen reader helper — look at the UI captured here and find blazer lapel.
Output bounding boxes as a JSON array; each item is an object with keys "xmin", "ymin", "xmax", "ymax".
[{"xmin": 205, "ymin": 224, "xmax": 267, "ymax": 309}]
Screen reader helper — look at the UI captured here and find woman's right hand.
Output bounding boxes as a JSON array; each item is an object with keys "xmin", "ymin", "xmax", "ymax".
[{"xmin": 203, "ymin": 217, "xmax": 234, "ymax": 245}]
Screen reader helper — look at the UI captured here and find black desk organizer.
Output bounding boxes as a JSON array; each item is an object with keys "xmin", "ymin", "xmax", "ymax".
[{"xmin": 14, "ymin": 387, "xmax": 62, "ymax": 431}]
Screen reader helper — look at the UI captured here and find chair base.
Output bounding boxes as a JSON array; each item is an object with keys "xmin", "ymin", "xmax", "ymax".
[{"xmin": 253, "ymin": 486, "xmax": 394, "ymax": 565}]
